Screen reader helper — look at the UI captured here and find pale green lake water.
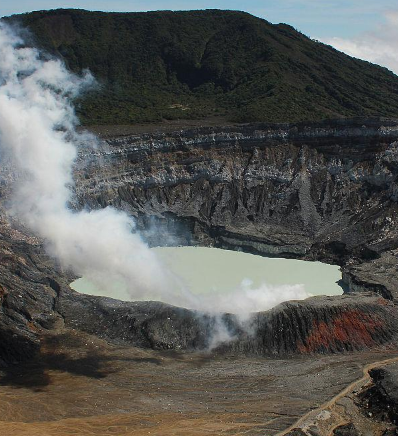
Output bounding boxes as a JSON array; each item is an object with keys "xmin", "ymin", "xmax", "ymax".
[{"xmin": 70, "ymin": 247, "xmax": 343, "ymax": 311}]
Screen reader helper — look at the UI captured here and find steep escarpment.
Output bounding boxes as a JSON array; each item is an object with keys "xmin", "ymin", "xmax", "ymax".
[
  {"xmin": 0, "ymin": 219, "xmax": 66, "ymax": 366},
  {"xmin": 75, "ymin": 117, "xmax": 398, "ymax": 299},
  {"xmin": 1, "ymin": 117, "xmax": 398, "ymax": 367},
  {"xmin": 6, "ymin": 9, "xmax": 398, "ymax": 124}
]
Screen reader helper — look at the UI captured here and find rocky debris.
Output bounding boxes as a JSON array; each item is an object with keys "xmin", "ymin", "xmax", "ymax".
[
  {"xmin": 342, "ymin": 250, "xmax": 398, "ymax": 301},
  {"xmin": 359, "ymin": 363, "xmax": 398, "ymax": 429},
  {"xmin": 1, "ymin": 328, "xmax": 392, "ymax": 435},
  {"xmin": 285, "ymin": 430, "xmax": 308, "ymax": 436},
  {"xmin": 227, "ymin": 295, "xmax": 398, "ymax": 355},
  {"xmin": 0, "ymin": 317, "xmax": 40, "ymax": 367},
  {"xmin": 57, "ymin": 291, "xmax": 213, "ymax": 350}
]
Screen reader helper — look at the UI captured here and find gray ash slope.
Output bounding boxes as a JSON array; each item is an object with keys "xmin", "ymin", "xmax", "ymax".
[{"xmin": 1, "ymin": 117, "xmax": 398, "ymax": 367}]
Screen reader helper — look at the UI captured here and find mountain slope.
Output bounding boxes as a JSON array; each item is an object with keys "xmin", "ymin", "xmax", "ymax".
[{"xmin": 7, "ymin": 9, "xmax": 398, "ymax": 124}]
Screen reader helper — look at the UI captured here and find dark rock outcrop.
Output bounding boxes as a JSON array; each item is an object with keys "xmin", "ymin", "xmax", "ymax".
[
  {"xmin": 359, "ymin": 363, "xmax": 398, "ymax": 431},
  {"xmin": 0, "ymin": 220, "xmax": 66, "ymax": 366},
  {"xmin": 240, "ymin": 295, "xmax": 398, "ymax": 355}
]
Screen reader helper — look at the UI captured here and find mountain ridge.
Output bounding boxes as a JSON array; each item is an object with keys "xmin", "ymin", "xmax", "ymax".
[{"xmin": 5, "ymin": 8, "xmax": 398, "ymax": 125}]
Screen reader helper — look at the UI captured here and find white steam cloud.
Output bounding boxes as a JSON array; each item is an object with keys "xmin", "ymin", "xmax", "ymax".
[
  {"xmin": 0, "ymin": 22, "xmax": 310, "ymax": 325},
  {"xmin": 188, "ymin": 280, "xmax": 309, "ymax": 317},
  {"xmin": 321, "ymin": 10, "xmax": 398, "ymax": 75},
  {"xmin": 0, "ymin": 22, "xmax": 175, "ymax": 299}
]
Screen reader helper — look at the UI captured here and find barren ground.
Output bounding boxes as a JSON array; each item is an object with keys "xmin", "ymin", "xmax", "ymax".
[{"xmin": 0, "ymin": 329, "xmax": 397, "ymax": 435}]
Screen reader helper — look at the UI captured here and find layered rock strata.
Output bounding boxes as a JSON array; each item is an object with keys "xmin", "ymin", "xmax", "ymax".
[
  {"xmin": 1, "ymin": 117, "xmax": 398, "ymax": 366},
  {"xmin": 76, "ymin": 117, "xmax": 398, "ymax": 299}
]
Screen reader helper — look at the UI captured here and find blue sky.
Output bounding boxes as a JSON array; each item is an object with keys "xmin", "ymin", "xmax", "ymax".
[
  {"xmin": 2, "ymin": 1, "xmax": 398, "ymax": 74},
  {"xmin": 0, "ymin": 0, "xmax": 397, "ymax": 38}
]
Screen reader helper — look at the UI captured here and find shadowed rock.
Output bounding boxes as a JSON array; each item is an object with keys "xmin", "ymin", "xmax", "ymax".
[{"xmin": 359, "ymin": 363, "xmax": 398, "ymax": 430}]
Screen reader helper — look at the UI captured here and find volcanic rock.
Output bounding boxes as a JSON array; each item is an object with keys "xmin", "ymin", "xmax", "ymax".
[
  {"xmin": 359, "ymin": 363, "xmax": 398, "ymax": 428},
  {"xmin": 2, "ymin": 118, "xmax": 398, "ymax": 367}
]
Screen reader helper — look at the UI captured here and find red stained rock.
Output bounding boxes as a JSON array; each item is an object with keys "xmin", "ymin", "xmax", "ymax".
[{"xmin": 298, "ymin": 310, "xmax": 384, "ymax": 353}]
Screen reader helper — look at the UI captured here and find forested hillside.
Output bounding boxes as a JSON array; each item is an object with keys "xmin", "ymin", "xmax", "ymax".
[{"xmin": 7, "ymin": 9, "xmax": 398, "ymax": 125}]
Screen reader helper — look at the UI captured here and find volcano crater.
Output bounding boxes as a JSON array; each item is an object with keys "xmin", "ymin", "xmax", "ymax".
[{"xmin": 52, "ymin": 117, "xmax": 398, "ymax": 355}]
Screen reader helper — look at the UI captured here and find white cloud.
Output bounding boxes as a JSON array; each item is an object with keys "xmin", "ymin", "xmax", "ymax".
[{"xmin": 321, "ymin": 10, "xmax": 398, "ymax": 75}]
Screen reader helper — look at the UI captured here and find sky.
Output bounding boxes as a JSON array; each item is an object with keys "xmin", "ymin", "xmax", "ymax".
[{"xmin": 1, "ymin": 1, "xmax": 398, "ymax": 74}]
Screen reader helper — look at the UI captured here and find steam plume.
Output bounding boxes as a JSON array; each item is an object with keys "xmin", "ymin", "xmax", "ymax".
[{"xmin": 0, "ymin": 22, "xmax": 175, "ymax": 298}]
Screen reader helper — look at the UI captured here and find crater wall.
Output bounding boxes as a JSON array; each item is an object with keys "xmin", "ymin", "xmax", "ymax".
[
  {"xmin": 1, "ymin": 118, "xmax": 398, "ymax": 365},
  {"xmin": 75, "ymin": 117, "xmax": 398, "ymax": 299}
]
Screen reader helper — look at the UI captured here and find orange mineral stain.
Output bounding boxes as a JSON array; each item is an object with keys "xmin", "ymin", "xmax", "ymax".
[{"xmin": 298, "ymin": 310, "xmax": 384, "ymax": 353}]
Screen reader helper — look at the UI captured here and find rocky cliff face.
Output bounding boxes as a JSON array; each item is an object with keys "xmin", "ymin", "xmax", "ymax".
[
  {"xmin": 1, "ymin": 117, "xmax": 398, "ymax": 366},
  {"xmin": 75, "ymin": 117, "xmax": 398, "ymax": 299},
  {"xmin": 58, "ymin": 289, "xmax": 398, "ymax": 355},
  {"xmin": 0, "ymin": 219, "xmax": 66, "ymax": 366}
]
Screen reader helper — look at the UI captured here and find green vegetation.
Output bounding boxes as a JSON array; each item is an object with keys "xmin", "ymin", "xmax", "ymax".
[{"xmin": 7, "ymin": 9, "xmax": 398, "ymax": 125}]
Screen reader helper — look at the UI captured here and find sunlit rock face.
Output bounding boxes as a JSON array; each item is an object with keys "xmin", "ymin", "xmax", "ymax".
[{"xmin": 75, "ymin": 118, "xmax": 398, "ymax": 300}]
